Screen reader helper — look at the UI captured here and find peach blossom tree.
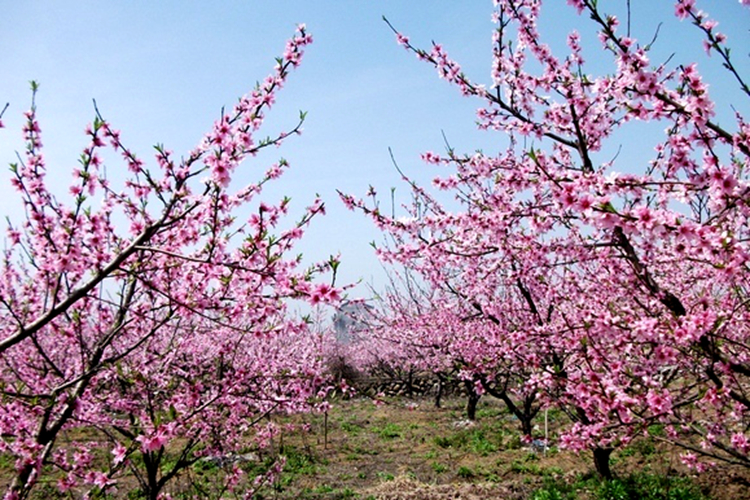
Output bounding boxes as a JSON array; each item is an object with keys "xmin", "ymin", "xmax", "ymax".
[{"xmin": 0, "ymin": 25, "xmax": 338, "ymax": 499}]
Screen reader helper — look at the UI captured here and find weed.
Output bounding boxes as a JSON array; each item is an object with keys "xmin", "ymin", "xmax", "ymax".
[
  {"xmin": 506, "ymin": 434, "xmax": 524, "ymax": 450},
  {"xmin": 530, "ymin": 477, "xmax": 579, "ymax": 500},
  {"xmin": 340, "ymin": 420, "xmax": 362, "ymax": 435},
  {"xmin": 647, "ymin": 424, "xmax": 666, "ymax": 437},
  {"xmin": 509, "ymin": 456, "xmax": 542, "ymax": 475},
  {"xmin": 544, "ymin": 466, "xmax": 564, "ymax": 477},
  {"xmin": 468, "ymin": 429, "xmax": 499, "ymax": 456},
  {"xmin": 476, "ymin": 406, "xmax": 503, "ymax": 419},
  {"xmin": 282, "ymin": 446, "xmax": 324, "ymax": 476},
  {"xmin": 376, "ymin": 471, "xmax": 395, "ymax": 481},
  {"xmin": 0, "ymin": 453, "xmax": 14, "ymax": 470},
  {"xmin": 631, "ymin": 438, "xmax": 658, "ymax": 457},
  {"xmin": 432, "ymin": 427, "xmax": 501, "ymax": 456},
  {"xmin": 431, "ymin": 462, "xmax": 448, "ymax": 474},
  {"xmin": 457, "ymin": 465, "xmax": 475, "ymax": 478},
  {"xmin": 352, "ymin": 445, "xmax": 379, "ymax": 456},
  {"xmin": 374, "ymin": 422, "xmax": 402, "ymax": 440},
  {"xmin": 434, "ymin": 435, "xmax": 453, "ymax": 448},
  {"xmin": 619, "ymin": 446, "xmax": 636, "ymax": 458},
  {"xmin": 597, "ymin": 472, "xmax": 708, "ymax": 500},
  {"xmin": 530, "ymin": 472, "xmax": 708, "ymax": 500}
]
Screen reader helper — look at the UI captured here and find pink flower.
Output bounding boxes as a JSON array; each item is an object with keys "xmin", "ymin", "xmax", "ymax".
[
  {"xmin": 681, "ymin": 452, "xmax": 699, "ymax": 468},
  {"xmin": 634, "ymin": 205, "xmax": 654, "ymax": 226},
  {"xmin": 307, "ymin": 283, "xmax": 340, "ymax": 305},
  {"xmin": 57, "ymin": 475, "xmax": 77, "ymax": 492},
  {"xmin": 111, "ymin": 443, "xmax": 127, "ymax": 465},
  {"xmin": 674, "ymin": 0, "xmax": 695, "ymax": 20},
  {"xmin": 85, "ymin": 471, "xmax": 113, "ymax": 489},
  {"xmin": 136, "ymin": 429, "xmax": 168, "ymax": 453},
  {"xmin": 646, "ymin": 389, "xmax": 673, "ymax": 415},
  {"xmin": 731, "ymin": 433, "xmax": 750, "ymax": 454},
  {"xmin": 566, "ymin": 0, "xmax": 586, "ymax": 14}
]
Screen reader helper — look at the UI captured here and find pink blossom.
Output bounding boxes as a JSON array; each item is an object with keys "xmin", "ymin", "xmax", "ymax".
[
  {"xmin": 674, "ymin": 0, "xmax": 695, "ymax": 20},
  {"xmin": 731, "ymin": 433, "xmax": 750, "ymax": 454},
  {"xmin": 111, "ymin": 443, "xmax": 127, "ymax": 465},
  {"xmin": 137, "ymin": 431, "xmax": 168, "ymax": 453}
]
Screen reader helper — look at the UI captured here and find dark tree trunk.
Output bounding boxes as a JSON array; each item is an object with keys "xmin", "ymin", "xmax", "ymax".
[
  {"xmin": 485, "ymin": 382, "xmax": 539, "ymax": 437},
  {"xmin": 142, "ymin": 451, "xmax": 162, "ymax": 500},
  {"xmin": 435, "ymin": 376, "xmax": 444, "ymax": 409},
  {"xmin": 464, "ymin": 380, "xmax": 481, "ymax": 421},
  {"xmin": 593, "ymin": 447, "xmax": 613, "ymax": 480}
]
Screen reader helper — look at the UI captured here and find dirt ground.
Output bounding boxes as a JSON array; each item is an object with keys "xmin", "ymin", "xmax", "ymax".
[
  {"xmin": 258, "ymin": 396, "xmax": 750, "ymax": 500},
  {"xmin": 3, "ymin": 395, "xmax": 749, "ymax": 499}
]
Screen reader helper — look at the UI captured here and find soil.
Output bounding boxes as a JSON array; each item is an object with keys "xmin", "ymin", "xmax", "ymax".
[
  {"xmin": 3, "ymin": 395, "xmax": 749, "ymax": 499},
  {"xmin": 259, "ymin": 396, "xmax": 750, "ymax": 500}
]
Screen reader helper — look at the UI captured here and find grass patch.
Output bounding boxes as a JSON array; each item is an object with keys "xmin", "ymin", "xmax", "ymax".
[
  {"xmin": 457, "ymin": 465, "xmax": 475, "ymax": 478},
  {"xmin": 376, "ymin": 471, "xmax": 395, "ymax": 481},
  {"xmin": 431, "ymin": 461, "xmax": 448, "ymax": 474},
  {"xmin": 433, "ymin": 427, "xmax": 501, "ymax": 455},
  {"xmin": 530, "ymin": 472, "xmax": 708, "ymax": 500},
  {"xmin": 340, "ymin": 420, "xmax": 363, "ymax": 435},
  {"xmin": 373, "ymin": 422, "xmax": 402, "ymax": 440}
]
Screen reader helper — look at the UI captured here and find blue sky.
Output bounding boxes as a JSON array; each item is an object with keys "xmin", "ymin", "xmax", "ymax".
[{"xmin": 1, "ymin": 1, "xmax": 748, "ymax": 302}]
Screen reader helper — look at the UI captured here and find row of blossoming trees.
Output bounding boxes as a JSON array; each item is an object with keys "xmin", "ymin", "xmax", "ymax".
[
  {"xmin": 1, "ymin": 0, "xmax": 749, "ymax": 497},
  {"xmin": 341, "ymin": 0, "xmax": 750, "ymax": 479},
  {"xmin": 0, "ymin": 26, "xmax": 344, "ymax": 500}
]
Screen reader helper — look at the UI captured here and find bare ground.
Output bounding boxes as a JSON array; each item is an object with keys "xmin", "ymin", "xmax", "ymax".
[
  {"xmin": 259, "ymin": 396, "xmax": 750, "ymax": 500},
  {"xmin": 3, "ymin": 395, "xmax": 749, "ymax": 499}
]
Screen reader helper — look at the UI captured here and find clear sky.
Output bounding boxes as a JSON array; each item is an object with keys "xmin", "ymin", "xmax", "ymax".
[{"xmin": 1, "ymin": 1, "xmax": 748, "ymax": 303}]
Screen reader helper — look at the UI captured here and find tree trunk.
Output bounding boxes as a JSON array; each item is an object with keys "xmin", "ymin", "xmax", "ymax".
[
  {"xmin": 464, "ymin": 380, "xmax": 480, "ymax": 421},
  {"xmin": 143, "ymin": 452, "xmax": 162, "ymax": 500},
  {"xmin": 593, "ymin": 447, "xmax": 613, "ymax": 480},
  {"xmin": 487, "ymin": 385, "xmax": 538, "ymax": 437},
  {"xmin": 435, "ymin": 376, "xmax": 444, "ymax": 409}
]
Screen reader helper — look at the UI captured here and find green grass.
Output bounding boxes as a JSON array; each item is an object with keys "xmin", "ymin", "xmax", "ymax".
[
  {"xmin": 475, "ymin": 406, "xmax": 504, "ymax": 419},
  {"xmin": 457, "ymin": 465, "xmax": 475, "ymax": 478},
  {"xmin": 468, "ymin": 429, "xmax": 499, "ymax": 455},
  {"xmin": 373, "ymin": 422, "xmax": 402, "ymax": 440},
  {"xmin": 431, "ymin": 461, "xmax": 448, "ymax": 473},
  {"xmin": 376, "ymin": 471, "xmax": 395, "ymax": 481},
  {"xmin": 340, "ymin": 420, "xmax": 363, "ymax": 435},
  {"xmin": 432, "ymin": 426, "xmax": 502, "ymax": 455},
  {"xmin": 530, "ymin": 472, "xmax": 708, "ymax": 500}
]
